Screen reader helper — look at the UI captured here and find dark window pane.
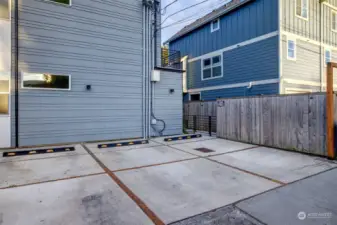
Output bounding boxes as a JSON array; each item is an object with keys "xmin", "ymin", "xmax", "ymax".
[
  {"xmin": 203, "ymin": 59, "xmax": 211, "ymax": 67},
  {"xmin": 203, "ymin": 68, "xmax": 211, "ymax": 79},
  {"xmin": 212, "ymin": 66, "xmax": 222, "ymax": 77},
  {"xmin": 0, "ymin": 0, "xmax": 9, "ymax": 19},
  {"xmin": 23, "ymin": 73, "xmax": 70, "ymax": 90},
  {"xmin": 212, "ymin": 56, "xmax": 221, "ymax": 64},
  {"xmin": 190, "ymin": 94, "xmax": 200, "ymax": 101},
  {"xmin": 0, "ymin": 94, "xmax": 8, "ymax": 114},
  {"xmin": 49, "ymin": 0, "xmax": 70, "ymax": 4}
]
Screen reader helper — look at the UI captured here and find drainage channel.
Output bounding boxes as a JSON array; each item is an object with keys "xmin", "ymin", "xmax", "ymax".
[{"xmin": 81, "ymin": 143, "xmax": 165, "ymax": 225}]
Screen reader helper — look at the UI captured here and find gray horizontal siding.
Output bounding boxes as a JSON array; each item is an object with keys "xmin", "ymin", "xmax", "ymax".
[
  {"xmin": 12, "ymin": 0, "xmax": 147, "ymax": 146},
  {"xmin": 282, "ymin": 35, "xmax": 321, "ymax": 82},
  {"xmin": 153, "ymin": 70, "xmax": 182, "ymax": 136},
  {"xmin": 281, "ymin": 34, "xmax": 337, "ymax": 92},
  {"xmin": 281, "ymin": 0, "xmax": 337, "ymax": 47}
]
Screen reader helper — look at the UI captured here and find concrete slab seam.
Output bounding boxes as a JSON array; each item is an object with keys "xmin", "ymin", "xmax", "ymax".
[
  {"xmin": 0, "ymin": 172, "xmax": 106, "ymax": 190},
  {"xmin": 168, "ymin": 145, "xmax": 285, "ymax": 185},
  {"xmin": 233, "ymin": 167, "xmax": 337, "ymax": 211},
  {"xmin": 81, "ymin": 144, "xmax": 165, "ymax": 225},
  {"xmin": 206, "ymin": 158, "xmax": 286, "ymax": 185},
  {"xmin": 111, "ymin": 157, "xmax": 201, "ymax": 173},
  {"xmin": 205, "ymin": 146, "xmax": 260, "ymax": 157},
  {"xmin": 167, "ymin": 205, "xmax": 268, "ymax": 225}
]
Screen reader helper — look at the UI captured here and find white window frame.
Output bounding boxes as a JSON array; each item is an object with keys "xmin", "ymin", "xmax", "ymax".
[
  {"xmin": 332, "ymin": 11, "xmax": 337, "ymax": 33},
  {"xmin": 21, "ymin": 73, "xmax": 72, "ymax": 91},
  {"xmin": 295, "ymin": 0, "xmax": 309, "ymax": 21},
  {"xmin": 201, "ymin": 55, "xmax": 223, "ymax": 81},
  {"xmin": 44, "ymin": 0, "xmax": 72, "ymax": 6},
  {"xmin": 325, "ymin": 49, "xmax": 332, "ymax": 67},
  {"xmin": 287, "ymin": 37, "xmax": 297, "ymax": 61},
  {"xmin": 211, "ymin": 18, "xmax": 220, "ymax": 33}
]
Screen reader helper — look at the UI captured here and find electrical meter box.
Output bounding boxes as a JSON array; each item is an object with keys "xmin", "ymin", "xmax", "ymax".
[{"xmin": 151, "ymin": 70, "xmax": 161, "ymax": 82}]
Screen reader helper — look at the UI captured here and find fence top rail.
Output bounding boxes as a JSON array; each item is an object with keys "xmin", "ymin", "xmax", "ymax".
[{"xmin": 216, "ymin": 92, "xmax": 330, "ymax": 101}]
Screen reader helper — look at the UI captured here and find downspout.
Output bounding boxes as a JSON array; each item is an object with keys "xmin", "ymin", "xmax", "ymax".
[
  {"xmin": 14, "ymin": 0, "xmax": 19, "ymax": 147},
  {"xmin": 147, "ymin": 7, "xmax": 151, "ymax": 138},
  {"xmin": 142, "ymin": 4, "xmax": 146, "ymax": 139}
]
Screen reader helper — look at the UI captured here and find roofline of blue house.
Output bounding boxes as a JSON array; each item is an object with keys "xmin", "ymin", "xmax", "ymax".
[{"xmin": 164, "ymin": 0, "xmax": 255, "ymax": 45}]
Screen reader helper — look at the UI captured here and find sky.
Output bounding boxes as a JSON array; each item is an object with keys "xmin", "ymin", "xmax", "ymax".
[{"xmin": 161, "ymin": 0, "xmax": 230, "ymax": 43}]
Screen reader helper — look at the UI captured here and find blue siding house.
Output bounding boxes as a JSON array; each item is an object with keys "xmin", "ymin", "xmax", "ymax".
[
  {"xmin": 166, "ymin": 0, "xmax": 279, "ymax": 101},
  {"xmin": 167, "ymin": 0, "xmax": 337, "ymax": 101}
]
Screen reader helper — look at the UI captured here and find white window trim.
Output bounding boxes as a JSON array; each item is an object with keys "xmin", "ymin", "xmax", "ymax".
[
  {"xmin": 21, "ymin": 73, "xmax": 72, "ymax": 91},
  {"xmin": 295, "ymin": 0, "xmax": 309, "ymax": 21},
  {"xmin": 211, "ymin": 18, "xmax": 220, "ymax": 33},
  {"xmin": 332, "ymin": 10, "xmax": 337, "ymax": 33},
  {"xmin": 201, "ymin": 55, "xmax": 223, "ymax": 81},
  {"xmin": 287, "ymin": 37, "xmax": 297, "ymax": 61},
  {"xmin": 189, "ymin": 93, "xmax": 201, "ymax": 101},
  {"xmin": 43, "ymin": 0, "xmax": 72, "ymax": 6},
  {"xmin": 285, "ymin": 88, "xmax": 312, "ymax": 94},
  {"xmin": 324, "ymin": 49, "xmax": 332, "ymax": 67}
]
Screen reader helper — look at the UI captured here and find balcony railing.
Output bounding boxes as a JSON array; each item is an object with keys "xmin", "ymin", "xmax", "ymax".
[{"xmin": 161, "ymin": 48, "xmax": 182, "ymax": 70}]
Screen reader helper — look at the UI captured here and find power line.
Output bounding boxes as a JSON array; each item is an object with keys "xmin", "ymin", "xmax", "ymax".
[
  {"xmin": 161, "ymin": 0, "xmax": 178, "ymax": 15},
  {"xmin": 161, "ymin": 0, "xmax": 229, "ymax": 30},
  {"xmin": 161, "ymin": 0, "xmax": 210, "ymax": 25}
]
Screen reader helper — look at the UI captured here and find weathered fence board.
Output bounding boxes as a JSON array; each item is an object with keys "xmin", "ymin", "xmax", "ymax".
[{"xmin": 217, "ymin": 93, "xmax": 329, "ymax": 156}]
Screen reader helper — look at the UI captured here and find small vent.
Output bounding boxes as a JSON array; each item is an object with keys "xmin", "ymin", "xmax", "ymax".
[{"xmin": 194, "ymin": 148, "xmax": 215, "ymax": 153}]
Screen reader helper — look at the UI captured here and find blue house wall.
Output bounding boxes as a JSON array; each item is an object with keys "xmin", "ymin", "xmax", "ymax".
[{"xmin": 168, "ymin": 0, "xmax": 280, "ymax": 101}]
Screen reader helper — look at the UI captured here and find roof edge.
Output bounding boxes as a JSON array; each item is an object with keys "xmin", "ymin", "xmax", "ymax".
[{"xmin": 164, "ymin": 0, "xmax": 255, "ymax": 45}]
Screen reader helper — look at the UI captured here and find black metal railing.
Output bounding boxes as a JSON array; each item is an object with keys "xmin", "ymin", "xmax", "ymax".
[
  {"xmin": 161, "ymin": 48, "xmax": 182, "ymax": 70},
  {"xmin": 183, "ymin": 115, "xmax": 217, "ymax": 136}
]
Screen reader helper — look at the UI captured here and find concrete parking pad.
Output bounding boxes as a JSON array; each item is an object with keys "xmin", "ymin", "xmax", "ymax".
[
  {"xmin": 210, "ymin": 147, "xmax": 337, "ymax": 183},
  {"xmin": 94, "ymin": 145, "xmax": 196, "ymax": 171},
  {"xmin": 237, "ymin": 168, "xmax": 337, "ymax": 225},
  {"xmin": 171, "ymin": 205, "xmax": 264, "ymax": 225},
  {"xmin": 116, "ymin": 158, "xmax": 279, "ymax": 224},
  {"xmin": 151, "ymin": 135, "xmax": 216, "ymax": 146},
  {"xmin": 0, "ymin": 144, "xmax": 88, "ymax": 163},
  {"xmin": 0, "ymin": 174, "xmax": 154, "ymax": 225},
  {"xmin": 0, "ymin": 154, "xmax": 103, "ymax": 188},
  {"xmin": 170, "ymin": 138, "xmax": 256, "ymax": 156},
  {"xmin": 86, "ymin": 139, "xmax": 162, "ymax": 154}
]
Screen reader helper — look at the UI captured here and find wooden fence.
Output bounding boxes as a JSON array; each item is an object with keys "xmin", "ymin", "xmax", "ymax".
[{"xmin": 217, "ymin": 93, "xmax": 329, "ymax": 156}]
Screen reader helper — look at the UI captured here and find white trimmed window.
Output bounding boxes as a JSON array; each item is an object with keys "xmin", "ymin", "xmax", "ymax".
[
  {"xmin": 45, "ymin": 0, "xmax": 71, "ymax": 5},
  {"xmin": 296, "ymin": 0, "xmax": 308, "ymax": 20},
  {"xmin": 202, "ymin": 55, "xmax": 222, "ymax": 80},
  {"xmin": 325, "ymin": 49, "xmax": 332, "ymax": 66},
  {"xmin": 22, "ymin": 73, "xmax": 71, "ymax": 90},
  {"xmin": 332, "ymin": 11, "xmax": 337, "ymax": 32},
  {"xmin": 287, "ymin": 38, "xmax": 296, "ymax": 60},
  {"xmin": 211, "ymin": 19, "xmax": 220, "ymax": 32}
]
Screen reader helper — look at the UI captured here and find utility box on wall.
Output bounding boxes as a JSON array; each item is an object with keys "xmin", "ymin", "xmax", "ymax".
[
  {"xmin": 152, "ymin": 68, "xmax": 183, "ymax": 136},
  {"xmin": 151, "ymin": 70, "xmax": 161, "ymax": 82}
]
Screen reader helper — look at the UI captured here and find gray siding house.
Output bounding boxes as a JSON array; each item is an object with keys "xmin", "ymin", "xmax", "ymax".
[
  {"xmin": 166, "ymin": 0, "xmax": 337, "ymax": 101},
  {"xmin": 0, "ymin": 0, "xmax": 183, "ymax": 148}
]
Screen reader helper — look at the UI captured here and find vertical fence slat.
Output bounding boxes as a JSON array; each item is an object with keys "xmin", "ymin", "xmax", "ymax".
[{"xmin": 215, "ymin": 93, "xmax": 329, "ymax": 157}]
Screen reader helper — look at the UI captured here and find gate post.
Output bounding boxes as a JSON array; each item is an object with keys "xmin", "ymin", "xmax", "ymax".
[{"xmin": 326, "ymin": 62, "xmax": 336, "ymax": 159}]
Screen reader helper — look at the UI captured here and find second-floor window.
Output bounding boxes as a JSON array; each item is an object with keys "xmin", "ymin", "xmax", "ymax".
[
  {"xmin": 325, "ymin": 49, "xmax": 332, "ymax": 66},
  {"xmin": 296, "ymin": 0, "xmax": 308, "ymax": 20},
  {"xmin": 211, "ymin": 19, "xmax": 220, "ymax": 32},
  {"xmin": 287, "ymin": 38, "xmax": 296, "ymax": 60},
  {"xmin": 202, "ymin": 55, "xmax": 222, "ymax": 80},
  {"xmin": 332, "ymin": 11, "xmax": 337, "ymax": 32}
]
